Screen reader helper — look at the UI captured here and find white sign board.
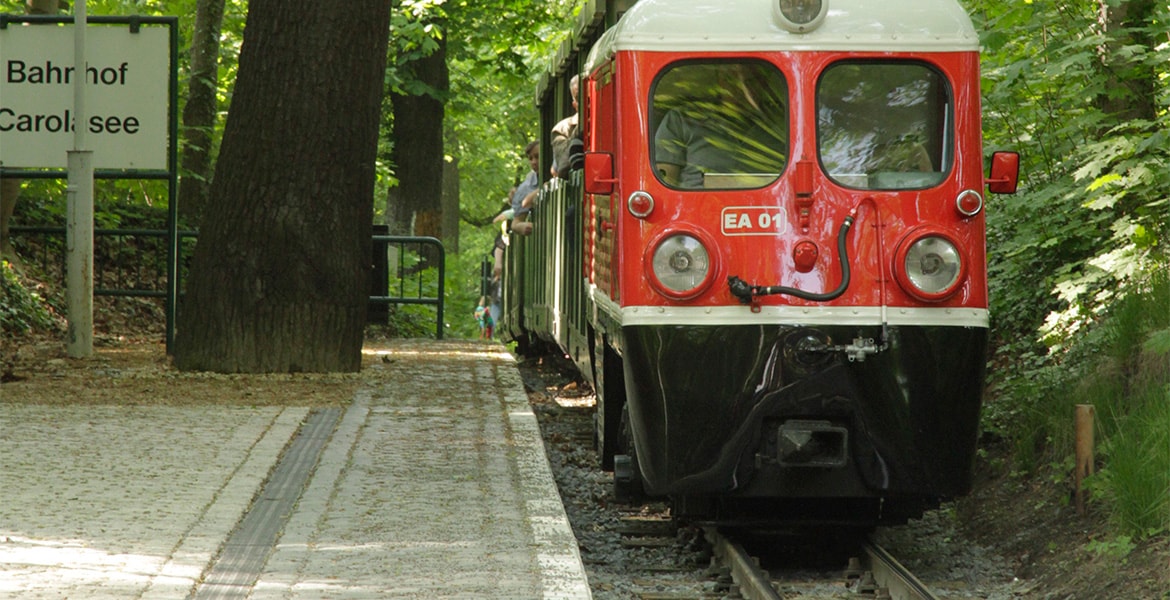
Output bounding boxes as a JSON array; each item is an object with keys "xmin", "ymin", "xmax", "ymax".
[{"xmin": 0, "ymin": 24, "xmax": 169, "ymax": 169}]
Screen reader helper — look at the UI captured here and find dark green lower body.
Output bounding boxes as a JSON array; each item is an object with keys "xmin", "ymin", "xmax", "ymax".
[{"xmin": 620, "ymin": 323, "xmax": 987, "ymax": 524}]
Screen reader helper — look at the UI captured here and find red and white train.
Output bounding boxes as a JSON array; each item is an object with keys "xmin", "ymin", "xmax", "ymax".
[{"xmin": 502, "ymin": 0, "xmax": 1019, "ymax": 526}]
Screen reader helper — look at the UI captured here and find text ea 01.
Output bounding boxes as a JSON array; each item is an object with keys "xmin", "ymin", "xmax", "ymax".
[{"xmin": 720, "ymin": 207, "xmax": 787, "ymax": 236}]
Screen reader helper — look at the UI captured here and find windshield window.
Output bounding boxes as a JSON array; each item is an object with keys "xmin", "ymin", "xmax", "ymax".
[
  {"xmin": 651, "ymin": 61, "xmax": 788, "ymax": 190},
  {"xmin": 818, "ymin": 62, "xmax": 951, "ymax": 190}
]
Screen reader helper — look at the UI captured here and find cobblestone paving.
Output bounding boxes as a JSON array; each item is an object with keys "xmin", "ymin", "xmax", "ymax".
[
  {"xmin": 0, "ymin": 340, "xmax": 590, "ymax": 599},
  {"xmin": 253, "ymin": 341, "xmax": 587, "ymax": 599},
  {"xmin": 0, "ymin": 405, "xmax": 306, "ymax": 599}
]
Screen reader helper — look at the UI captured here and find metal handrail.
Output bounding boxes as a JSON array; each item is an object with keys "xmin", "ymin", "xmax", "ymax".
[{"xmin": 370, "ymin": 235, "xmax": 446, "ymax": 339}]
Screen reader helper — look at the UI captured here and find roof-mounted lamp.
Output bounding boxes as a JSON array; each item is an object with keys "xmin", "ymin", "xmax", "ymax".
[{"xmin": 775, "ymin": 0, "xmax": 828, "ymax": 33}]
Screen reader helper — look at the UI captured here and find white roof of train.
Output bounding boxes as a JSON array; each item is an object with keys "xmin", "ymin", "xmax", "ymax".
[{"xmin": 585, "ymin": 0, "xmax": 980, "ymax": 70}]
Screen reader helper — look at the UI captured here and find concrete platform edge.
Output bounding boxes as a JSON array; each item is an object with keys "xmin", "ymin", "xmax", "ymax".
[{"xmin": 495, "ymin": 353, "xmax": 594, "ymax": 600}]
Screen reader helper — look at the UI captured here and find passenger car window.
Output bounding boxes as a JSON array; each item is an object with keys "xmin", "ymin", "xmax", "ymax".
[
  {"xmin": 651, "ymin": 61, "xmax": 788, "ymax": 190},
  {"xmin": 818, "ymin": 62, "xmax": 951, "ymax": 190}
]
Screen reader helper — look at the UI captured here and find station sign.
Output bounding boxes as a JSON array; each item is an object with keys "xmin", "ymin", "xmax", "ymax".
[{"xmin": 0, "ymin": 23, "xmax": 168, "ymax": 169}]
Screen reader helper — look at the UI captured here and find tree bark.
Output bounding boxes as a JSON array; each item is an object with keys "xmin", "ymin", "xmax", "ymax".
[
  {"xmin": 441, "ymin": 127, "xmax": 460, "ymax": 253},
  {"xmin": 387, "ymin": 26, "xmax": 448, "ymax": 260},
  {"xmin": 174, "ymin": 0, "xmax": 390, "ymax": 373},
  {"xmin": 1095, "ymin": 0, "xmax": 1157, "ymax": 123},
  {"xmin": 176, "ymin": 0, "xmax": 226, "ymax": 226},
  {"xmin": 0, "ymin": 179, "xmax": 20, "ymax": 263}
]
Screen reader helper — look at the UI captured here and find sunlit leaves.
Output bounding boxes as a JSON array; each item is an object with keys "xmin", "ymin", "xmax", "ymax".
[
  {"xmin": 964, "ymin": 0, "xmax": 1169, "ymax": 360},
  {"xmin": 1086, "ymin": 173, "xmax": 1122, "ymax": 193},
  {"xmin": 384, "ymin": 0, "xmax": 581, "ymax": 337}
]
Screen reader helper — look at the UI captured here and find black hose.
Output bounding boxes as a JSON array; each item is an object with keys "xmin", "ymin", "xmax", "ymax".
[{"xmin": 728, "ymin": 215, "xmax": 854, "ymax": 303}]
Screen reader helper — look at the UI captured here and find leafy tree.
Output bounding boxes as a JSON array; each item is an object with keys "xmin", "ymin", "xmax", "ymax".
[
  {"xmin": 174, "ymin": 0, "xmax": 391, "ymax": 373},
  {"xmin": 384, "ymin": 0, "xmax": 579, "ymax": 338},
  {"xmin": 968, "ymin": 0, "xmax": 1168, "ymax": 352},
  {"xmin": 175, "ymin": 0, "xmax": 226, "ymax": 224},
  {"xmin": 969, "ymin": 0, "xmax": 1170, "ymax": 539},
  {"xmin": 387, "ymin": 0, "xmax": 448, "ymax": 255},
  {"xmin": 385, "ymin": 0, "xmax": 578, "ymax": 242}
]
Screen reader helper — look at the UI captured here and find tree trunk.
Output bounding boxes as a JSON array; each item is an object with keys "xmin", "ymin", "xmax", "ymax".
[
  {"xmin": 174, "ymin": 0, "xmax": 390, "ymax": 373},
  {"xmin": 387, "ymin": 26, "xmax": 448, "ymax": 264},
  {"xmin": 176, "ymin": 0, "xmax": 226, "ymax": 226},
  {"xmin": 442, "ymin": 128, "xmax": 460, "ymax": 253},
  {"xmin": 1095, "ymin": 0, "xmax": 1156, "ymax": 123},
  {"xmin": 0, "ymin": 179, "xmax": 20, "ymax": 263}
]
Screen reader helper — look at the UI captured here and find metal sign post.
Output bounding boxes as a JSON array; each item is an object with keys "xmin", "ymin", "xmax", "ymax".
[
  {"xmin": 66, "ymin": 0, "xmax": 94, "ymax": 357},
  {"xmin": 2, "ymin": 10, "xmax": 172, "ymax": 356}
]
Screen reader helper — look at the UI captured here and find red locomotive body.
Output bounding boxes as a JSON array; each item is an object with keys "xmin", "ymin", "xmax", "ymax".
[{"xmin": 504, "ymin": 0, "xmax": 1019, "ymax": 525}]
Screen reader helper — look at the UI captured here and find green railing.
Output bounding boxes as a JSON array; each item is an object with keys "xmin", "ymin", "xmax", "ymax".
[{"xmin": 10, "ymin": 226, "xmax": 446, "ymax": 342}]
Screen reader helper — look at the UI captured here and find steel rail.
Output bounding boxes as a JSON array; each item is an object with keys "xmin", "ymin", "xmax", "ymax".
[
  {"xmin": 702, "ymin": 527, "xmax": 784, "ymax": 600},
  {"xmin": 861, "ymin": 541, "xmax": 941, "ymax": 600}
]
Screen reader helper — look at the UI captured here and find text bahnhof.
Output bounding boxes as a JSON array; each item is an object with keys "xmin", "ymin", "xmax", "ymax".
[
  {"xmin": 9, "ymin": 60, "xmax": 132, "ymax": 86},
  {"xmin": 2, "ymin": 59, "xmax": 141, "ymax": 134}
]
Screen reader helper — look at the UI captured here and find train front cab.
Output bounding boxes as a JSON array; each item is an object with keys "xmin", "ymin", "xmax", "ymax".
[{"xmin": 578, "ymin": 0, "xmax": 1021, "ymax": 526}]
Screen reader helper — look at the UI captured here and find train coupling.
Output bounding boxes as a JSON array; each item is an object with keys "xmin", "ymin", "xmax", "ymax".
[
  {"xmin": 798, "ymin": 335, "xmax": 883, "ymax": 362},
  {"xmin": 841, "ymin": 337, "xmax": 881, "ymax": 362},
  {"xmin": 772, "ymin": 419, "xmax": 849, "ymax": 468}
]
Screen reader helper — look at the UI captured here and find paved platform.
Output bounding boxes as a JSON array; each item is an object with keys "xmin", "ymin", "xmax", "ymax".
[{"xmin": 0, "ymin": 340, "xmax": 591, "ymax": 599}]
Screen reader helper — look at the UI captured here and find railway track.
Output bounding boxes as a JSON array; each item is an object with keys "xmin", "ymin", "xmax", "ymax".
[
  {"xmin": 702, "ymin": 527, "xmax": 943, "ymax": 600},
  {"xmin": 524, "ymin": 357, "xmax": 971, "ymax": 600},
  {"xmin": 853, "ymin": 541, "xmax": 940, "ymax": 600},
  {"xmin": 608, "ymin": 515, "xmax": 945, "ymax": 600}
]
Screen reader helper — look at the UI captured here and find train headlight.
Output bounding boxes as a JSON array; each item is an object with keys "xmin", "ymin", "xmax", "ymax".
[
  {"xmin": 647, "ymin": 232, "xmax": 714, "ymax": 299},
  {"xmin": 775, "ymin": 0, "xmax": 828, "ymax": 33},
  {"xmin": 893, "ymin": 231, "xmax": 967, "ymax": 301}
]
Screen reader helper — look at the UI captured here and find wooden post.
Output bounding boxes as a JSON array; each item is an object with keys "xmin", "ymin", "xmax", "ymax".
[{"xmin": 1074, "ymin": 404, "xmax": 1096, "ymax": 515}]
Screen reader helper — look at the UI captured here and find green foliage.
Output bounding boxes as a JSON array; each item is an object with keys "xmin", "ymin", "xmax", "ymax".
[
  {"xmin": 984, "ymin": 266, "xmax": 1170, "ymax": 539},
  {"xmin": 981, "ymin": 355, "xmax": 1068, "ymax": 473},
  {"xmin": 968, "ymin": 0, "xmax": 1169, "ymax": 349},
  {"xmin": 0, "ymin": 261, "xmax": 56, "ymax": 336},
  {"xmin": 15, "ymin": 179, "xmax": 174, "ymax": 230},
  {"xmin": 386, "ymin": 0, "xmax": 583, "ymax": 341},
  {"xmin": 1146, "ymin": 328, "xmax": 1170, "ymax": 355},
  {"xmin": 965, "ymin": 0, "xmax": 1170, "ymax": 541},
  {"xmin": 443, "ymin": 232, "xmax": 496, "ymax": 340},
  {"xmin": 387, "ymin": 0, "xmax": 582, "ymax": 218},
  {"xmin": 384, "ymin": 302, "xmax": 442, "ymax": 339},
  {"xmin": 1084, "ymin": 535, "xmax": 1137, "ymax": 561},
  {"xmin": 1093, "ymin": 386, "xmax": 1170, "ymax": 539},
  {"xmin": 375, "ymin": 246, "xmax": 446, "ymax": 338}
]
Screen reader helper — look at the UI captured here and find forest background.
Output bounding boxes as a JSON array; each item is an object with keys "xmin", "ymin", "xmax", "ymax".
[{"xmin": 0, "ymin": 0, "xmax": 1167, "ymax": 566}]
